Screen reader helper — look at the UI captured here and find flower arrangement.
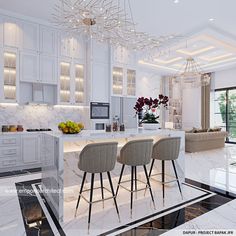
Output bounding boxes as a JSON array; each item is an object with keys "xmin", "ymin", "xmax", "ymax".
[{"xmin": 134, "ymin": 95, "xmax": 169, "ymax": 124}]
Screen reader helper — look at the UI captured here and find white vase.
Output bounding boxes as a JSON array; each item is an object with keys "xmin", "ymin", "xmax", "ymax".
[{"xmin": 142, "ymin": 123, "xmax": 161, "ymax": 130}]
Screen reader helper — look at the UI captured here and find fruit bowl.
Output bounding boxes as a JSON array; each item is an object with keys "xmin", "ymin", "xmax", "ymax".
[{"xmin": 58, "ymin": 121, "xmax": 84, "ymax": 134}]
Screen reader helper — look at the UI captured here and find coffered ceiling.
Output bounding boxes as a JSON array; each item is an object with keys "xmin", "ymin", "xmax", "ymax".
[
  {"xmin": 139, "ymin": 27, "xmax": 236, "ymax": 74},
  {"xmin": 0, "ymin": 0, "xmax": 236, "ymax": 73}
]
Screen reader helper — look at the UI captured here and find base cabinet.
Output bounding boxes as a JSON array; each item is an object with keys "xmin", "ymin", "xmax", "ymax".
[
  {"xmin": 21, "ymin": 134, "xmax": 40, "ymax": 165},
  {"xmin": 0, "ymin": 133, "xmax": 43, "ymax": 173}
]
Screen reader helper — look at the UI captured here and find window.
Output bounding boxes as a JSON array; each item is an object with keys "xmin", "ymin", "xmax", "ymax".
[{"xmin": 214, "ymin": 88, "xmax": 236, "ymax": 143}]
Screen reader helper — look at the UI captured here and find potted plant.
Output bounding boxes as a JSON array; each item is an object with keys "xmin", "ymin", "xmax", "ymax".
[{"xmin": 134, "ymin": 95, "xmax": 169, "ymax": 130}]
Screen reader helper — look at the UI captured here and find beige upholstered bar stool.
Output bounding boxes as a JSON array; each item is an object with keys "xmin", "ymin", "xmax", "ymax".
[
  {"xmin": 148, "ymin": 137, "xmax": 182, "ymax": 200},
  {"xmin": 75, "ymin": 142, "xmax": 120, "ymax": 230},
  {"xmin": 116, "ymin": 139, "xmax": 155, "ymax": 217}
]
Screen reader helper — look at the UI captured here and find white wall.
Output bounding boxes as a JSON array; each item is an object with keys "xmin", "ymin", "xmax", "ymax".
[
  {"xmin": 214, "ymin": 67, "xmax": 236, "ymax": 89},
  {"xmin": 182, "ymin": 87, "xmax": 202, "ymax": 129},
  {"xmin": 136, "ymin": 69, "xmax": 161, "ymax": 98}
]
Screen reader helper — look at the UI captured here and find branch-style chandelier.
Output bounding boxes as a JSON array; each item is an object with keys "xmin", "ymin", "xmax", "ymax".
[
  {"xmin": 53, "ymin": 0, "xmax": 177, "ymax": 51},
  {"xmin": 173, "ymin": 57, "xmax": 211, "ymax": 88}
]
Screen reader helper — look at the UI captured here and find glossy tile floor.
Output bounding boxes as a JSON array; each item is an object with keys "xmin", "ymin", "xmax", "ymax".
[{"xmin": 0, "ymin": 145, "xmax": 236, "ymax": 236}]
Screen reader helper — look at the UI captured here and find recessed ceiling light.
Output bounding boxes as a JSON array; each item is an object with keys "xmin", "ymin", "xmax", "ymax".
[
  {"xmin": 209, "ymin": 18, "xmax": 215, "ymax": 22},
  {"xmin": 174, "ymin": 0, "xmax": 179, "ymax": 3}
]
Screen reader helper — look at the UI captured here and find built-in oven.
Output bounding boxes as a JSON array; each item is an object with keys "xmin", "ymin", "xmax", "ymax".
[{"xmin": 90, "ymin": 102, "xmax": 110, "ymax": 130}]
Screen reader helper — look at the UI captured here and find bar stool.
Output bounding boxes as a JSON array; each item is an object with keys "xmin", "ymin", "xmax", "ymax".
[
  {"xmin": 75, "ymin": 142, "xmax": 120, "ymax": 231},
  {"xmin": 148, "ymin": 137, "xmax": 182, "ymax": 200},
  {"xmin": 116, "ymin": 139, "xmax": 155, "ymax": 217}
]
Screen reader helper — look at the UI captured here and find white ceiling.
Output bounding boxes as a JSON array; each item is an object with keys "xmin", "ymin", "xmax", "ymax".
[
  {"xmin": 0, "ymin": 0, "xmax": 236, "ymax": 36},
  {"xmin": 1, "ymin": 0, "xmax": 236, "ymax": 73}
]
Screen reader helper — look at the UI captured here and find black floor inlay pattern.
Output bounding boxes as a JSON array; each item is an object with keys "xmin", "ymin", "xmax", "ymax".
[
  {"xmin": 117, "ymin": 194, "xmax": 231, "ymax": 236},
  {"xmin": 116, "ymin": 179, "xmax": 234, "ymax": 236},
  {"xmin": 0, "ymin": 168, "xmax": 41, "ymax": 178},
  {"xmin": 15, "ymin": 179, "xmax": 55, "ymax": 236},
  {"xmin": 14, "ymin": 178, "xmax": 235, "ymax": 236}
]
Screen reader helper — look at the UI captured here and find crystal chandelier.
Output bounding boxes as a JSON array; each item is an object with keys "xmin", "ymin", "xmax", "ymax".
[
  {"xmin": 53, "ymin": 0, "xmax": 177, "ymax": 51},
  {"xmin": 173, "ymin": 57, "xmax": 211, "ymax": 88}
]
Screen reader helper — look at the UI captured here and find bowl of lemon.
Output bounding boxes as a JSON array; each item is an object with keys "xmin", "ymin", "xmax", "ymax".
[{"xmin": 58, "ymin": 121, "xmax": 84, "ymax": 134}]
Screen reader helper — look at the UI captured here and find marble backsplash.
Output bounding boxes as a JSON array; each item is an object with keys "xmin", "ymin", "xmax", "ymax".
[{"xmin": 0, "ymin": 105, "xmax": 90, "ymax": 131}]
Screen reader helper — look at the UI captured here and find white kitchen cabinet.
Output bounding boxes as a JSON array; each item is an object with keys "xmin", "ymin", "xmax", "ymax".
[
  {"xmin": 59, "ymin": 34, "xmax": 73, "ymax": 58},
  {"xmin": 58, "ymin": 58, "xmax": 72, "ymax": 104},
  {"xmin": 59, "ymin": 34, "xmax": 85, "ymax": 59},
  {"xmin": 0, "ymin": 135, "xmax": 21, "ymax": 171},
  {"xmin": 0, "ymin": 48, "xmax": 19, "ymax": 103},
  {"xmin": 72, "ymin": 37, "xmax": 86, "ymax": 60},
  {"xmin": 74, "ymin": 61, "xmax": 85, "ymax": 104},
  {"xmin": 21, "ymin": 134, "xmax": 40, "ymax": 165},
  {"xmin": 3, "ymin": 17, "xmax": 22, "ymax": 48},
  {"xmin": 40, "ymin": 55, "xmax": 57, "ymax": 84},
  {"xmin": 20, "ymin": 51, "xmax": 39, "ymax": 82},
  {"xmin": 112, "ymin": 66, "xmax": 136, "ymax": 97},
  {"xmin": 58, "ymin": 58, "xmax": 85, "ymax": 105},
  {"xmin": 40, "ymin": 26, "xmax": 57, "ymax": 56},
  {"xmin": 22, "ymin": 21, "xmax": 39, "ymax": 52}
]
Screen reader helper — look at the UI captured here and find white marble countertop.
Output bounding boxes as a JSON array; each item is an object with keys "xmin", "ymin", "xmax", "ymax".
[{"xmin": 49, "ymin": 128, "xmax": 185, "ymax": 142}]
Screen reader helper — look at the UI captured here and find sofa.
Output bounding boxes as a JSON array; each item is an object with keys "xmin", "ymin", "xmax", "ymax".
[{"xmin": 185, "ymin": 131, "xmax": 228, "ymax": 153}]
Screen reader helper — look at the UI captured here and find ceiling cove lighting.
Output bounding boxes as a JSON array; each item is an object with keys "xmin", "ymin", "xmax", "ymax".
[
  {"xmin": 201, "ymin": 56, "xmax": 236, "ymax": 68},
  {"xmin": 53, "ymin": 0, "xmax": 178, "ymax": 51},
  {"xmin": 154, "ymin": 57, "xmax": 183, "ymax": 64},
  {"xmin": 200, "ymin": 53, "xmax": 233, "ymax": 62},
  {"xmin": 138, "ymin": 60, "xmax": 179, "ymax": 72},
  {"xmin": 176, "ymin": 46, "xmax": 215, "ymax": 56},
  {"xmin": 173, "ymin": 57, "xmax": 211, "ymax": 88}
]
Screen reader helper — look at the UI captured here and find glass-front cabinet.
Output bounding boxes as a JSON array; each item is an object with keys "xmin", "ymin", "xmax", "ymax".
[
  {"xmin": 1, "ymin": 49, "xmax": 19, "ymax": 103},
  {"xmin": 58, "ymin": 60, "xmax": 85, "ymax": 105},
  {"xmin": 112, "ymin": 67, "xmax": 136, "ymax": 97},
  {"xmin": 112, "ymin": 67, "xmax": 123, "ymax": 96},
  {"xmin": 127, "ymin": 69, "xmax": 136, "ymax": 96},
  {"xmin": 59, "ymin": 61, "xmax": 71, "ymax": 104},
  {"xmin": 74, "ymin": 64, "xmax": 84, "ymax": 104}
]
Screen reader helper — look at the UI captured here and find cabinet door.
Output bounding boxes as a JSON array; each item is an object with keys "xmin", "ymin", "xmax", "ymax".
[
  {"xmin": 72, "ymin": 37, "xmax": 85, "ymax": 60},
  {"xmin": 40, "ymin": 26, "xmax": 57, "ymax": 56},
  {"xmin": 22, "ymin": 135, "xmax": 40, "ymax": 164},
  {"xmin": 20, "ymin": 51, "xmax": 39, "ymax": 82},
  {"xmin": 3, "ymin": 17, "xmax": 21, "ymax": 48},
  {"xmin": 1, "ymin": 48, "xmax": 19, "ymax": 103},
  {"xmin": 40, "ymin": 55, "xmax": 57, "ymax": 84},
  {"xmin": 59, "ymin": 34, "xmax": 72, "ymax": 58},
  {"xmin": 22, "ymin": 21, "xmax": 39, "ymax": 52},
  {"xmin": 58, "ymin": 58, "xmax": 72, "ymax": 104}
]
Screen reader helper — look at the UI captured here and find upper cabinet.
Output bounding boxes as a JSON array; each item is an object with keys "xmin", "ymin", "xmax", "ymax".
[
  {"xmin": 0, "ymin": 48, "xmax": 19, "ymax": 103},
  {"xmin": 59, "ymin": 33, "xmax": 85, "ymax": 59},
  {"xmin": 3, "ymin": 17, "xmax": 22, "ymax": 48},
  {"xmin": 58, "ymin": 58, "xmax": 85, "ymax": 105},
  {"xmin": 40, "ymin": 26, "xmax": 57, "ymax": 56},
  {"xmin": 112, "ymin": 67, "xmax": 136, "ymax": 97},
  {"xmin": 20, "ymin": 51, "xmax": 39, "ymax": 83},
  {"xmin": 22, "ymin": 21, "xmax": 39, "ymax": 52}
]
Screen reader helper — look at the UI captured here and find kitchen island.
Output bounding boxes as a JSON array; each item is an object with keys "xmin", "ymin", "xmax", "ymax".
[{"xmin": 41, "ymin": 128, "xmax": 185, "ymax": 223}]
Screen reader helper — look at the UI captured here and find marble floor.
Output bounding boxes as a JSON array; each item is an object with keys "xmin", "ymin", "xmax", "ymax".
[{"xmin": 0, "ymin": 145, "xmax": 236, "ymax": 236}]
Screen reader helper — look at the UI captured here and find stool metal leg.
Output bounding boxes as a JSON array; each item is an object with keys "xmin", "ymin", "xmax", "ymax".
[
  {"xmin": 148, "ymin": 159, "xmax": 155, "ymax": 178},
  {"xmin": 134, "ymin": 166, "xmax": 137, "ymax": 199},
  {"xmin": 88, "ymin": 173, "xmax": 95, "ymax": 231},
  {"xmin": 130, "ymin": 166, "xmax": 134, "ymax": 217},
  {"xmin": 107, "ymin": 172, "xmax": 120, "ymax": 222},
  {"xmin": 172, "ymin": 160, "xmax": 183, "ymax": 198},
  {"xmin": 116, "ymin": 164, "xmax": 125, "ymax": 196},
  {"xmin": 143, "ymin": 165, "xmax": 156, "ymax": 209},
  {"xmin": 75, "ymin": 172, "xmax": 87, "ymax": 216},
  {"xmin": 162, "ymin": 161, "xmax": 165, "ymax": 200},
  {"xmin": 100, "ymin": 173, "xmax": 104, "ymax": 208}
]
